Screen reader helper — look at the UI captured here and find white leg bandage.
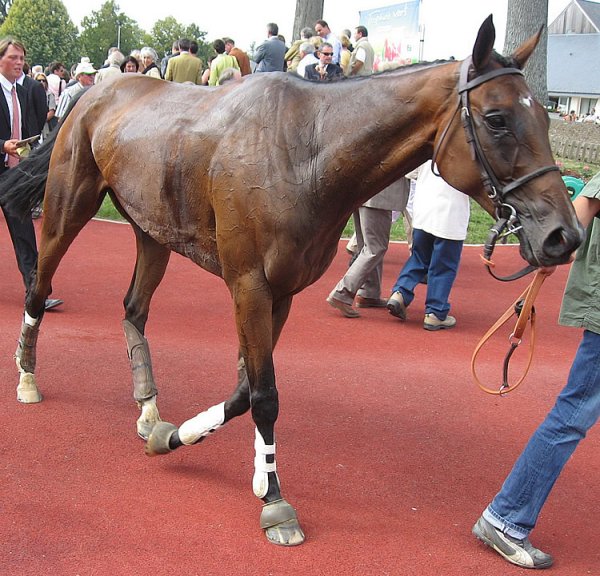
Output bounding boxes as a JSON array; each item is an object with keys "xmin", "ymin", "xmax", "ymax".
[
  {"xmin": 24, "ymin": 312, "xmax": 38, "ymax": 327},
  {"xmin": 178, "ymin": 402, "xmax": 225, "ymax": 445},
  {"xmin": 253, "ymin": 428, "xmax": 278, "ymax": 499}
]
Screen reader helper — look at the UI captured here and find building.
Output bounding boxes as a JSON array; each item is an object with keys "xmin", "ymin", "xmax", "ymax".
[{"xmin": 547, "ymin": 0, "xmax": 600, "ymax": 116}]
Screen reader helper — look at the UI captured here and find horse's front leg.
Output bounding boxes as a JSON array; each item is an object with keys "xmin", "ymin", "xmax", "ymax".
[{"xmin": 242, "ymin": 291, "xmax": 304, "ymax": 546}]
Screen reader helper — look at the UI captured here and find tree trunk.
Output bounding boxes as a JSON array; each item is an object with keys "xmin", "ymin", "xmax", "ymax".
[
  {"xmin": 503, "ymin": 0, "xmax": 549, "ymax": 103},
  {"xmin": 293, "ymin": 0, "xmax": 324, "ymax": 42}
]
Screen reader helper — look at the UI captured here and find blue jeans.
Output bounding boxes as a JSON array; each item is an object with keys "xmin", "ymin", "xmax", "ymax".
[
  {"xmin": 391, "ymin": 228, "xmax": 463, "ymax": 320},
  {"xmin": 484, "ymin": 329, "xmax": 600, "ymax": 539}
]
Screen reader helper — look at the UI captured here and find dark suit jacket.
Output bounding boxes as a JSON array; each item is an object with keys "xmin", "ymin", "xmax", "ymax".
[
  {"xmin": 22, "ymin": 75, "xmax": 48, "ymax": 137},
  {"xmin": 304, "ymin": 63, "xmax": 344, "ymax": 81},
  {"xmin": 0, "ymin": 82, "xmax": 30, "ymax": 173}
]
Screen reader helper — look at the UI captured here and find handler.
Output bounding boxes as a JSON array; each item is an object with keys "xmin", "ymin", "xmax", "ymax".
[{"xmin": 472, "ymin": 172, "xmax": 600, "ymax": 569}]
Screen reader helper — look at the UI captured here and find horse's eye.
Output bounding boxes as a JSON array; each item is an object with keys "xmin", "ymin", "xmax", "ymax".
[{"xmin": 485, "ymin": 114, "xmax": 507, "ymax": 130}]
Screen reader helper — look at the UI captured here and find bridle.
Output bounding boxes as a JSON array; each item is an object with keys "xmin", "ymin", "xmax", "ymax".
[
  {"xmin": 432, "ymin": 56, "xmax": 560, "ymax": 282},
  {"xmin": 432, "ymin": 57, "xmax": 561, "ymax": 395}
]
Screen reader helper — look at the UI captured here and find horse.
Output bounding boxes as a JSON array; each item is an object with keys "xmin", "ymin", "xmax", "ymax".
[{"xmin": 0, "ymin": 16, "xmax": 584, "ymax": 546}]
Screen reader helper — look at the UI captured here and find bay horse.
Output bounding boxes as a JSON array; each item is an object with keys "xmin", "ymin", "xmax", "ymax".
[{"xmin": 0, "ymin": 17, "xmax": 583, "ymax": 546}]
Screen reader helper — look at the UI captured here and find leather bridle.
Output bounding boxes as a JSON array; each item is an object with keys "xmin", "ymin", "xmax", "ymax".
[{"xmin": 433, "ymin": 56, "xmax": 560, "ymax": 281}]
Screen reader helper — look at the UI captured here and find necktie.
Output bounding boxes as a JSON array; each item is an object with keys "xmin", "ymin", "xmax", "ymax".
[{"xmin": 8, "ymin": 85, "xmax": 20, "ymax": 168}]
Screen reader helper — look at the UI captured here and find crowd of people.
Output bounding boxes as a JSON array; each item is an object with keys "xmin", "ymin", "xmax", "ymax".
[{"xmin": 0, "ymin": 17, "xmax": 598, "ymax": 571}]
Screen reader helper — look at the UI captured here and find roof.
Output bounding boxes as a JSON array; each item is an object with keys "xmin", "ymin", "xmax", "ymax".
[
  {"xmin": 547, "ymin": 33, "xmax": 600, "ymax": 96},
  {"xmin": 577, "ymin": 0, "xmax": 600, "ymax": 31}
]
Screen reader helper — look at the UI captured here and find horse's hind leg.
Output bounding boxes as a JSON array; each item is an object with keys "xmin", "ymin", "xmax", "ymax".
[
  {"xmin": 122, "ymin": 225, "xmax": 170, "ymax": 439},
  {"xmin": 15, "ymin": 192, "xmax": 101, "ymax": 403}
]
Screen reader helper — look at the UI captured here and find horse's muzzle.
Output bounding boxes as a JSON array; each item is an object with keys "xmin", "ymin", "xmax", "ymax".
[{"xmin": 538, "ymin": 221, "xmax": 585, "ymax": 266}]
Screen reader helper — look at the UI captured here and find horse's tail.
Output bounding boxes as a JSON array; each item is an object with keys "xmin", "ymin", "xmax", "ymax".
[{"xmin": 0, "ymin": 91, "xmax": 84, "ymax": 219}]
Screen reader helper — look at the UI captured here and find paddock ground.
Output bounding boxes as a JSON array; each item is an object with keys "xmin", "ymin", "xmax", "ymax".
[{"xmin": 0, "ymin": 216, "xmax": 597, "ymax": 576}]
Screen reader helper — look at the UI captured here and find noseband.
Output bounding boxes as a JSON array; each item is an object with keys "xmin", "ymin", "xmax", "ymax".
[{"xmin": 433, "ymin": 56, "xmax": 560, "ymax": 281}]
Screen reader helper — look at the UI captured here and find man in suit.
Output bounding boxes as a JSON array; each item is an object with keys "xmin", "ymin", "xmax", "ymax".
[
  {"xmin": 18, "ymin": 65, "xmax": 47, "ymax": 141},
  {"xmin": 254, "ymin": 23, "xmax": 286, "ymax": 73},
  {"xmin": 304, "ymin": 43, "xmax": 343, "ymax": 81},
  {"xmin": 0, "ymin": 37, "xmax": 61, "ymax": 309},
  {"xmin": 165, "ymin": 38, "xmax": 202, "ymax": 84}
]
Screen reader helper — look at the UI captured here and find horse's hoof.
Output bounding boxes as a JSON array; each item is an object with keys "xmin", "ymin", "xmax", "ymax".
[
  {"xmin": 260, "ymin": 499, "xmax": 305, "ymax": 546},
  {"xmin": 145, "ymin": 422, "xmax": 178, "ymax": 456},
  {"xmin": 137, "ymin": 418, "xmax": 160, "ymax": 441},
  {"xmin": 17, "ymin": 372, "xmax": 42, "ymax": 403},
  {"xmin": 136, "ymin": 396, "xmax": 161, "ymax": 440}
]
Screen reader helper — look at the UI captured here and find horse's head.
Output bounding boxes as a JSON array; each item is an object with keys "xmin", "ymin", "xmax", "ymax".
[{"xmin": 436, "ymin": 15, "xmax": 584, "ymax": 267}]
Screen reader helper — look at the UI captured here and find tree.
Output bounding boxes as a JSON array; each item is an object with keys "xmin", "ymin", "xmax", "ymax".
[
  {"xmin": 149, "ymin": 17, "xmax": 210, "ymax": 61},
  {"xmin": 0, "ymin": 0, "xmax": 79, "ymax": 67},
  {"xmin": 79, "ymin": 0, "xmax": 145, "ymax": 67},
  {"xmin": 292, "ymin": 0, "xmax": 323, "ymax": 42},
  {"xmin": 0, "ymin": 0, "xmax": 12, "ymax": 26},
  {"xmin": 503, "ymin": 0, "xmax": 549, "ymax": 103}
]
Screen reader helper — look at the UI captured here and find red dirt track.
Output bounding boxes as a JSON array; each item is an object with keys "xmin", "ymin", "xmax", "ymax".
[{"xmin": 0, "ymin": 217, "xmax": 598, "ymax": 576}]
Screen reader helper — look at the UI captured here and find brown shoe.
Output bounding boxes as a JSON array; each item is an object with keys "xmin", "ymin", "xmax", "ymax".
[
  {"xmin": 355, "ymin": 296, "xmax": 388, "ymax": 308},
  {"xmin": 326, "ymin": 294, "xmax": 360, "ymax": 318}
]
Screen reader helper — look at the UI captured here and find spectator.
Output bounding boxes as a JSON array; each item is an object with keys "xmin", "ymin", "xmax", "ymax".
[
  {"xmin": 254, "ymin": 22, "xmax": 286, "ymax": 72},
  {"xmin": 140, "ymin": 47, "xmax": 162, "ymax": 79},
  {"xmin": 208, "ymin": 39, "xmax": 240, "ymax": 86},
  {"xmin": 285, "ymin": 27, "xmax": 314, "ymax": 73},
  {"xmin": 339, "ymin": 34, "xmax": 352, "ymax": 73},
  {"xmin": 387, "ymin": 161, "xmax": 470, "ymax": 330},
  {"xmin": 327, "ymin": 179, "xmax": 410, "ymax": 318},
  {"xmin": 161, "ymin": 40, "xmax": 179, "ymax": 78},
  {"xmin": 165, "ymin": 38, "xmax": 202, "ymax": 84},
  {"xmin": 34, "ymin": 73, "xmax": 57, "ymax": 139},
  {"xmin": 46, "ymin": 61, "xmax": 66, "ymax": 105},
  {"xmin": 304, "ymin": 43, "xmax": 343, "ymax": 81},
  {"xmin": 314, "ymin": 19, "xmax": 342, "ymax": 64},
  {"xmin": 348, "ymin": 26, "xmax": 375, "ymax": 77},
  {"xmin": 120, "ymin": 55, "xmax": 139, "ymax": 73},
  {"xmin": 55, "ymin": 60, "xmax": 97, "ymax": 119},
  {"xmin": 95, "ymin": 49, "xmax": 124, "ymax": 83},
  {"xmin": 223, "ymin": 37, "xmax": 251, "ymax": 76},
  {"xmin": 295, "ymin": 42, "xmax": 319, "ymax": 78},
  {"xmin": 218, "ymin": 67, "xmax": 242, "ymax": 85}
]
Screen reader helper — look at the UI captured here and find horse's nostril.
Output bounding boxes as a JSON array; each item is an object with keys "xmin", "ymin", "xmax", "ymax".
[{"xmin": 543, "ymin": 225, "xmax": 584, "ymax": 259}]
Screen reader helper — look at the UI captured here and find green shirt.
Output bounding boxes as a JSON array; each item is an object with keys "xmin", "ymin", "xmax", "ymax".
[{"xmin": 559, "ymin": 170, "xmax": 600, "ymax": 333}]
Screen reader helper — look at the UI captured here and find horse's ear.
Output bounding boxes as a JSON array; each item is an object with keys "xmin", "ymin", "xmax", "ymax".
[
  {"xmin": 510, "ymin": 25, "xmax": 543, "ymax": 69},
  {"xmin": 472, "ymin": 15, "xmax": 495, "ymax": 70}
]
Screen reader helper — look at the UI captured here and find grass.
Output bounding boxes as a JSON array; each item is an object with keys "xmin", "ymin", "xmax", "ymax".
[{"xmin": 94, "ymin": 154, "xmax": 597, "ymax": 246}]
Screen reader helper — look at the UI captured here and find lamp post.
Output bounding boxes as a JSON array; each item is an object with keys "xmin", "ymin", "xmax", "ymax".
[{"xmin": 117, "ymin": 20, "xmax": 122, "ymax": 49}]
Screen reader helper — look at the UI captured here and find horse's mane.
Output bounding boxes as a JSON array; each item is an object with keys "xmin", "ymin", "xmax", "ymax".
[{"xmin": 295, "ymin": 58, "xmax": 454, "ymax": 85}]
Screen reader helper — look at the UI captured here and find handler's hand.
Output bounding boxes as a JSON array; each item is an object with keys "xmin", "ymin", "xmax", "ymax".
[{"xmin": 3, "ymin": 138, "xmax": 20, "ymax": 157}]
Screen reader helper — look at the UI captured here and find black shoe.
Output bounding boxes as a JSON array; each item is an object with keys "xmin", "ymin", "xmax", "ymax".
[{"xmin": 44, "ymin": 298, "xmax": 63, "ymax": 311}]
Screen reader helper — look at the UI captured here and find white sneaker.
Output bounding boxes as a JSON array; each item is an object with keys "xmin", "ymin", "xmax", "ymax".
[
  {"xmin": 423, "ymin": 313, "xmax": 456, "ymax": 331},
  {"xmin": 387, "ymin": 292, "xmax": 407, "ymax": 320}
]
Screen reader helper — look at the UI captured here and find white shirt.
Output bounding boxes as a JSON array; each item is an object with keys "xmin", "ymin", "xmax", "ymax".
[
  {"xmin": 297, "ymin": 53, "xmax": 319, "ymax": 78},
  {"xmin": 0, "ymin": 72, "xmax": 21, "ymax": 162},
  {"xmin": 411, "ymin": 161, "xmax": 470, "ymax": 240}
]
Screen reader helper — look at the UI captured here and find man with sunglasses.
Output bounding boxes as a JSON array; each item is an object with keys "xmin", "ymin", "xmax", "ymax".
[{"xmin": 304, "ymin": 43, "xmax": 343, "ymax": 81}]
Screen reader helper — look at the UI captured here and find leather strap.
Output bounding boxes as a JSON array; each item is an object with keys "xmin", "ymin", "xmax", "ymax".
[{"xmin": 471, "ymin": 269, "xmax": 550, "ymax": 395}]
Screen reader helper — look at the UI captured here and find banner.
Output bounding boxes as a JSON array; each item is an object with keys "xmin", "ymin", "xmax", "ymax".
[{"xmin": 359, "ymin": 1, "xmax": 421, "ymax": 71}]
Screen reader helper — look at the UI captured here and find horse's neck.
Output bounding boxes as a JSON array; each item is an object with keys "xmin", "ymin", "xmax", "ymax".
[{"xmin": 312, "ymin": 62, "xmax": 457, "ymax": 212}]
